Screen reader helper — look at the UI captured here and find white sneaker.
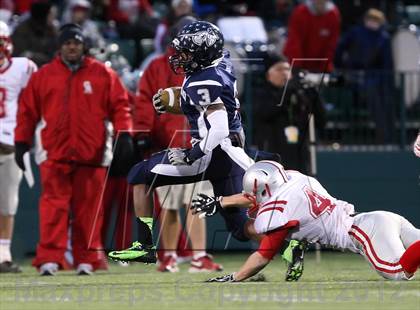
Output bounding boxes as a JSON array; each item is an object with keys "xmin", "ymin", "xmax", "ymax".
[
  {"xmin": 76, "ymin": 263, "xmax": 93, "ymax": 275},
  {"xmin": 39, "ymin": 262, "xmax": 58, "ymax": 276}
]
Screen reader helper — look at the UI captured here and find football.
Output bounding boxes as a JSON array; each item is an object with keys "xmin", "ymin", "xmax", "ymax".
[{"xmin": 160, "ymin": 87, "xmax": 183, "ymax": 114}]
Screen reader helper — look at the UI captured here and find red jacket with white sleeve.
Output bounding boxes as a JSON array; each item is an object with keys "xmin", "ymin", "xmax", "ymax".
[{"xmin": 15, "ymin": 56, "xmax": 132, "ymax": 166}]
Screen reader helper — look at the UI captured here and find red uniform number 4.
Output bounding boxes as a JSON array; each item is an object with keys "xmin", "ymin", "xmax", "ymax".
[
  {"xmin": 0, "ymin": 88, "xmax": 6, "ymax": 118},
  {"xmin": 303, "ymin": 185, "xmax": 336, "ymax": 218}
]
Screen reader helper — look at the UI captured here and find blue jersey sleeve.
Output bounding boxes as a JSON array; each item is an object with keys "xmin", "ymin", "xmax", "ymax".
[{"xmin": 185, "ymin": 79, "xmax": 223, "ymax": 107}]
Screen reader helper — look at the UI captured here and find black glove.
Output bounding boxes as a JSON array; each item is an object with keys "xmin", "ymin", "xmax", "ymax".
[
  {"xmin": 109, "ymin": 132, "xmax": 135, "ymax": 177},
  {"xmin": 14, "ymin": 142, "xmax": 30, "ymax": 171},
  {"xmin": 206, "ymin": 273, "xmax": 236, "ymax": 282},
  {"xmin": 191, "ymin": 193, "xmax": 223, "ymax": 217}
]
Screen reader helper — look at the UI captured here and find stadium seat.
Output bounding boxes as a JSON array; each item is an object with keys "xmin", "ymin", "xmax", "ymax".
[{"xmin": 106, "ymin": 39, "xmax": 136, "ymax": 67}]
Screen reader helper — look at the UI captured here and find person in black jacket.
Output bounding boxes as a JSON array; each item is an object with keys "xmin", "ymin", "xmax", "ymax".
[{"xmin": 253, "ymin": 56, "xmax": 326, "ymax": 175}]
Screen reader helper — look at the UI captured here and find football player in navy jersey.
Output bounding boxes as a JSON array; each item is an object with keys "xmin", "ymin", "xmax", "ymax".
[{"xmin": 108, "ymin": 21, "xmax": 305, "ymax": 281}]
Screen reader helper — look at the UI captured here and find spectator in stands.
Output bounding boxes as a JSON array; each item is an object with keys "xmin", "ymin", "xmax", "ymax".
[
  {"xmin": 0, "ymin": 0, "xmax": 13, "ymax": 24},
  {"xmin": 14, "ymin": 24, "xmax": 134, "ymax": 276},
  {"xmin": 132, "ymin": 16, "xmax": 222, "ymax": 272},
  {"xmin": 253, "ymin": 56, "xmax": 325, "ymax": 174},
  {"xmin": 335, "ymin": 8, "xmax": 394, "ymax": 143},
  {"xmin": 153, "ymin": 0, "xmax": 193, "ymax": 54},
  {"xmin": 335, "ymin": 9, "xmax": 392, "ymax": 73},
  {"xmin": 257, "ymin": 0, "xmax": 294, "ymax": 30},
  {"xmin": 13, "ymin": 0, "xmax": 31, "ymax": 15},
  {"xmin": 107, "ymin": 0, "xmax": 158, "ymax": 67},
  {"xmin": 62, "ymin": 0, "xmax": 106, "ymax": 49},
  {"xmin": 283, "ymin": 0, "xmax": 340, "ymax": 73},
  {"xmin": 11, "ymin": 1, "xmax": 58, "ymax": 67}
]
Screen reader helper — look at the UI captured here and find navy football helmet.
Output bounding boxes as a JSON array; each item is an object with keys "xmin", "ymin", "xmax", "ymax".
[{"xmin": 169, "ymin": 21, "xmax": 224, "ymax": 74}]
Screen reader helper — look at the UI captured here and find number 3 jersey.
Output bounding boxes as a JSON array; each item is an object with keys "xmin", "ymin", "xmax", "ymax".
[
  {"xmin": 180, "ymin": 51, "xmax": 243, "ymax": 143},
  {"xmin": 254, "ymin": 170, "xmax": 358, "ymax": 252},
  {"xmin": 0, "ymin": 57, "xmax": 37, "ymax": 146}
]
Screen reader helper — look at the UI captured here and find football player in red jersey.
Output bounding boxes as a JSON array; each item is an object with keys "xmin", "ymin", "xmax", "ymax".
[
  {"xmin": 0, "ymin": 21, "xmax": 37, "ymax": 273},
  {"xmin": 192, "ymin": 161, "xmax": 420, "ymax": 282}
]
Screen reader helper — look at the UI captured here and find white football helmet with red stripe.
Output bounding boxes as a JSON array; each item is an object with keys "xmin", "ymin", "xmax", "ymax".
[
  {"xmin": 242, "ymin": 160, "xmax": 289, "ymax": 204},
  {"xmin": 0, "ymin": 21, "xmax": 12, "ymax": 60}
]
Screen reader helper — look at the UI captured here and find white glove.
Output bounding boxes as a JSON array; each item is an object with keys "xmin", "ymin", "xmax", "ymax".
[
  {"xmin": 152, "ymin": 89, "xmax": 166, "ymax": 114},
  {"xmin": 414, "ymin": 134, "xmax": 420, "ymax": 158},
  {"xmin": 168, "ymin": 148, "xmax": 188, "ymax": 165}
]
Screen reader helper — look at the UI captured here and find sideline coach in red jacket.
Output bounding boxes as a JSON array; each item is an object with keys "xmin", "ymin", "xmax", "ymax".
[{"xmin": 14, "ymin": 24, "xmax": 133, "ymax": 275}]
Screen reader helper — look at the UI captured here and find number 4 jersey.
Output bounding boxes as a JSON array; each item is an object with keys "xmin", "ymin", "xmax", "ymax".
[
  {"xmin": 0, "ymin": 57, "xmax": 37, "ymax": 146},
  {"xmin": 254, "ymin": 170, "xmax": 358, "ymax": 252}
]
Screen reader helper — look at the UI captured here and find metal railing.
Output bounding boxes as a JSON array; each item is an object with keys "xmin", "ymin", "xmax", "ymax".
[{"xmin": 242, "ymin": 69, "xmax": 420, "ymax": 149}]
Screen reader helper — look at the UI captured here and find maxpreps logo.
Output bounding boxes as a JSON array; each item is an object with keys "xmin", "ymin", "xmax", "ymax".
[
  {"xmin": 179, "ymin": 28, "xmax": 218, "ymax": 47},
  {"xmin": 83, "ymin": 81, "xmax": 93, "ymax": 94}
]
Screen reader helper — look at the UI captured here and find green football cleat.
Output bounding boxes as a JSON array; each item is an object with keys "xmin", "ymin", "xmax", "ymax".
[
  {"xmin": 282, "ymin": 240, "xmax": 308, "ymax": 282},
  {"xmin": 108, "ymin": 241, "xmax": 157, "ymax": 264}
]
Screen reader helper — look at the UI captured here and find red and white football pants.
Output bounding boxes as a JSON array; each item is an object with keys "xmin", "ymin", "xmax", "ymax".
[
  {"xmin": 349, "ymin": 211, "xmax": 420, "ymax": 280},
  {"xmin": 32, "ymin": 160, "xmax": 106, "ymax": 270},
  {"xmin": 0, "ymin": 153, "xmax": 22, "ymax": 216}
]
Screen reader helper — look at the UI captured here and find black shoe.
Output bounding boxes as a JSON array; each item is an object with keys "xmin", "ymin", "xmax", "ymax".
[
  {"xmin": 0, "ymin": 261, "xmax": 22, "ymax": 273},
  {"xmin": 135, "ymin": 244, "xmax": 157, "ymax": 264}
]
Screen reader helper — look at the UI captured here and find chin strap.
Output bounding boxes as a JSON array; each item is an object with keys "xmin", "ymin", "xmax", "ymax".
[{"xmin": 0, "ymin": 57, "xmax": 9, "ymax": 70}]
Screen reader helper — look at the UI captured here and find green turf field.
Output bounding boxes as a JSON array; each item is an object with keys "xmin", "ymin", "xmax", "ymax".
[{"xmin": 1, "ymin": 252, "xmax": 418, "ymax": 310}]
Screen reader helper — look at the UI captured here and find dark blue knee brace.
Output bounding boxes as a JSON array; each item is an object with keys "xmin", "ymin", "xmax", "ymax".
[{"xmin": 127, "ymin": 160, "xmax": 150, "ymax": 185}]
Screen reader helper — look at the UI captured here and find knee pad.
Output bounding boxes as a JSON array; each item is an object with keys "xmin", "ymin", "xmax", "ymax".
[{"xmin": 127, "ymin": 160, "xmax": 149, "ymax": 185}]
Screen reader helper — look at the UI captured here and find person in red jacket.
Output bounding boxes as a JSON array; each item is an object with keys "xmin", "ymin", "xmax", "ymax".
[
  {"xmin": 14, "ymin": 24, "xmax": 134, "ymax": 276},
  {"xmin": 107, "ymin": 0, "xmax": 157, "ymax": 67},
  {"xmin": 283, "ymin": 0, "xmax": 340, "ymax": 73}
]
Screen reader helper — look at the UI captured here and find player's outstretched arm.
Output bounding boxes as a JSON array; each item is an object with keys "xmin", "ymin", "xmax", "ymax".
[
  {"xmin": 233, "ymin": 252, "xmax": 270, "ymax": 281},
  {"xmin": 222, "ymin": 193, "xmax": 254, "ymax": 208},
  {"xmin": 191, "ymin": 193, "xmax": 253, "ymax": 218},
  {"xmin": 207, "ymin": 227, "xmax": 290, "ymax": 282},
  {"xmin": 206, "ymin": 252, "xmax": 269, "ymax": 283}
]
